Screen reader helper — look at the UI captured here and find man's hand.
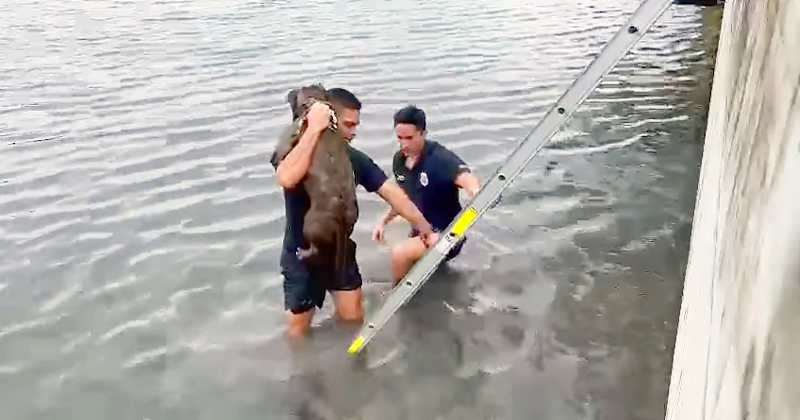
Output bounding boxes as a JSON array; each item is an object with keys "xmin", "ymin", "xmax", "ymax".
[
  {"xmin": 373, "ymin": 209, "xmax": 401, "ymax": 243},
  {"xmin": 376, "ymin": 182, "xmax": 435, "ymax": 240},
  {"xmin": 371, "ymin": 222, "xmax": 386, "ymax": 243},
  {"xmin": 420, "ymin": 231, "xmax": 439, "ymax": 248},
  {"xmin": 305, "ymin": 102, "xmax": 333, "ymax": 134}
]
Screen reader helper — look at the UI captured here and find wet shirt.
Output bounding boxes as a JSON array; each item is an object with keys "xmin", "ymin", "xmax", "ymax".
[
  {"xmin": 392, "ymin": 140, "xmax": 470, "ymax": 231},
  {"xmin": 270, "ymin": 141, "xmax": 388, "ymax": 256}
]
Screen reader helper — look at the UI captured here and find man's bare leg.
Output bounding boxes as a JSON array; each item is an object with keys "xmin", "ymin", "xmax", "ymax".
[
  {"xmin": 389, "ymin": 236, "xmax": 427, "ymax": 287},
  {"xmin": 331, "ymin": 288, "xmax": 364, "ymax": 324},
  {"xmin": 286, "ymin": 309, "xmax": 315, "ymax": 340}
]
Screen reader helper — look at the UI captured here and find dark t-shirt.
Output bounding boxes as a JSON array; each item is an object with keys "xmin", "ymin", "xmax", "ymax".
[
  {"xmin": 270, "ymin": 138, "xmax": 388, "ymax": 256},
  {"xmin": 392, "ymin": 140, "xmax": 470, "ymax": 232}
]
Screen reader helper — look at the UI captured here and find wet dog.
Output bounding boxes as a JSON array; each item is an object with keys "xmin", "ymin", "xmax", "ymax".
[{"xmin": 274, "ymin": 84, "xmax": 359, "ymax": 277}]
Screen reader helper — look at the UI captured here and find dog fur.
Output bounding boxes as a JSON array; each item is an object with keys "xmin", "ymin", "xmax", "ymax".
[{"xmin": 275, "ymin": 84, "xmax": 359, "ymax": 278}]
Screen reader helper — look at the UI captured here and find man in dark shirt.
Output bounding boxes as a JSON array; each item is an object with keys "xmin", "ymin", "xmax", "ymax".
[
  {"xmin": 372, "ymin": 105, "xmax": 482, "ymax": 286},
  {"xmin": 272, "ymin": 89, "xmax": 438, "ymax": 338}
]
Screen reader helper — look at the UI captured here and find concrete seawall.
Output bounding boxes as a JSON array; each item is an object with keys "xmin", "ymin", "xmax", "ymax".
[{"xmin": 665, "ymin": 1, "xmax": 800, "ymax": 419}]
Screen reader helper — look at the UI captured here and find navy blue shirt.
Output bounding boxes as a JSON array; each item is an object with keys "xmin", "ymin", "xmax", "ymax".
[
  {"xmin": 392, "ymin": 140, "xmax": 470, "ymax": 232},
  {"xmin": 270, "ymin": 144, "xmax": 388, "ymax": 255}
]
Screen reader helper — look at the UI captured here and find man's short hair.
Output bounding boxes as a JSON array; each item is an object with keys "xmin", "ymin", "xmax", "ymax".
[
  {"xmin": 327, "ymin": 88, "xmax": 362, "ymax": 111},
  {"xmin": 393, "ymin": 105, "xmax": 426, "ymax": 132}
]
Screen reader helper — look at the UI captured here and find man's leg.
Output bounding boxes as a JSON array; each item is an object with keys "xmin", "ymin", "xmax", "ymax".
[
  {"xmin": 330, "ymin": 240, "xmax": 364, "ymax": 323},
  {"xmin": 331, "ymin": 288, "xmax": 363, "ymax": 323},
  {"xmin": 389, "ymin": 236, "xmax": 427, "ymax": 286},
  {"xmin": 390, "ymin": 235, "xmax": 467, "ymax": 286},
  {"xmin": 282, "ymin": 253, "xmax": 326, "ymax": 339}
]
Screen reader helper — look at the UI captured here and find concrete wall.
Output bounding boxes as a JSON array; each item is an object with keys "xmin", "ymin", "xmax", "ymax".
[{"xmin": 665, "ymin": 1, "xmax": 800, "ymax": 419}]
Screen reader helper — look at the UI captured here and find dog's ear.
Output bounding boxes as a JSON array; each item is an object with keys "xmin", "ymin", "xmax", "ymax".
[
  {"xmin": 286, "ymin": 88, "xmax": 299, "ymax": 109},
  {"xmin": 310, "ymin": 83, "xmax": 327, "ymax": 98}
]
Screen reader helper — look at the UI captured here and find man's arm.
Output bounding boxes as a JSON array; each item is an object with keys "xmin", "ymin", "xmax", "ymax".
[
  {"xmin": 273, "ymin": 128, "xmax": 321, "ymax": 189},
  {"xmin": 438, "ymin": 146, "xmax": 481, "ymax": 197},
  {"xmin": 378, "ymin": 153, "xmax": 403, "ymax": 225},
  {"xmin": 380, "ymin": 208, "xmax": 400, "ymax": 225},
  {"xmin": 455, "ymin": 172, "xmax": 481, "ymax": 197},
  {"xmin": 272, "ymin": 102, "xmax": 332, "ymax": 189},
  {"xmin": 376, "ymin": 182, "xmax": 433, "ymax": 235}
]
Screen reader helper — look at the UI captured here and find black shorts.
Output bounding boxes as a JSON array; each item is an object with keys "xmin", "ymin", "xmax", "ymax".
[
  {"xmin": 279, "ymin": 240, "xmax": 363, "ymax": 314},
  {"xmin": 410, "ymin": 228, "xmax": 466, "ymax": 262}
]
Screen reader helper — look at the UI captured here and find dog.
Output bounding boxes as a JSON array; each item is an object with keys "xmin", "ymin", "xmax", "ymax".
[{"xmin": 274, "ymin": 84, "xmax": 359, "ymax": 278}]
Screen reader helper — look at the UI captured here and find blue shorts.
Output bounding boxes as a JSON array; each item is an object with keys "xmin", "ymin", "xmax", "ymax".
[
  {"xmin": 279, "ymin": 240, "xmax": 363, "ymax": 314},
  {"xmin": 410, "ymin": 228, "xmax": 466, "ymax": 262}
]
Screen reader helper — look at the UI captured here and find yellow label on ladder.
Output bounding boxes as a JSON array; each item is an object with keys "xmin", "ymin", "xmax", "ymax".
[
  {"xmin": 450, "ymin": 207, "xmax": 477, "ymax": 236},
  {"xmin": 347, "ymin": 335, "xmax": 365, "ymax": 354}
]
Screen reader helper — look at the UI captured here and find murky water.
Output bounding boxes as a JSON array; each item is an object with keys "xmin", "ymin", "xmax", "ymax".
[{"xmin": 0, "ymin": 0, "xmax": 714, "ymax": 419}]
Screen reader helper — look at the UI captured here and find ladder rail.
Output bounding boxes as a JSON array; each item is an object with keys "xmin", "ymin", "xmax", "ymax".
[{"xmin": 347, "ymin": 0, "xmax": 677, "ymax": 355}]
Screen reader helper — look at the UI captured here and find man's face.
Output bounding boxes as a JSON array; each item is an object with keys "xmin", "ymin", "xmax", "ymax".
[
  {"xmin": 338, "ymin": 108, "xmax": 361, "ymax": 141},
  {"xmin": 395, "ymin": 123, "xmax": 425, "ymax": 157}
]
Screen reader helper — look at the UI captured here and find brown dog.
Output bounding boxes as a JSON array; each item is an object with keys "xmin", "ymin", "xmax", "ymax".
[{"xmin": 274, "ymin": 85, "xmax": 359, "ymax": 277}]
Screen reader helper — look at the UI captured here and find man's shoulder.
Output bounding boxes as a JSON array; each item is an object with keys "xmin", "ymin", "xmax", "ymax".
[
  {"xmin": 391, "ymin": 149, "xmax": 404, "ymax": 170},
  {"xmin": 391, "ymin": 148, "xmax": 403, "ymax": 160},
  {"xmin": 423, "ymin": 140, "xmax": 451, "ymax": 159},
  {"xmin": 425, "ymin": 140, "xmax": 470, "ymax": 175},
  {"xmin": 346, "ymin": 145, "xmax": 380, "ymax": 171},
  {"xmin": 349, "ymin": 144, "xmax": 387, "ymax": 162},
  {"xmin": 345, "ymin": 144, "xmax": 368, "ymax": 162},
  {"xmin": 345, "ymin": 145, "xmax": 388, "ymax": 192},
  {"xmin": 426, "ymin": 140, "xmax": 452, "ymax": 155},
  {"xmin": 425, "ymin": 140, "xmax": 462, "ymax": 163}
]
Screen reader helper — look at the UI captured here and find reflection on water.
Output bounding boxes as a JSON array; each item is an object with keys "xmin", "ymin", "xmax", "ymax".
[{"xmin": 0, "ymin": 0, "xmax": 714, "ymax": 419}]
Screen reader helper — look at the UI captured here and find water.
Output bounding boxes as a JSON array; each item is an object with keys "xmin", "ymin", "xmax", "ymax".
[{"xmin": 0, "ymin": 0, "xmax": 712, "ymax": 419}]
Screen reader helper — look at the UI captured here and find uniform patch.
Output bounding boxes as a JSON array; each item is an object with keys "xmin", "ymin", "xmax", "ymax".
[{"xmin": 419, "ymin": 172, "xmax": 428, "ymax": 187}]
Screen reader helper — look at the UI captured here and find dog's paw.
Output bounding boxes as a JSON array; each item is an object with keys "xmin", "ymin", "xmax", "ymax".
[{"xmin": 295, "ymin": 246, "xmax": 318, "ymax": 260}]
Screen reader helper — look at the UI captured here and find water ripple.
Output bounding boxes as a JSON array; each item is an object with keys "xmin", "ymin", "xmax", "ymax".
[{"xmin": 0, "ymin": 0, "xmax": 710, "ymax": 418}]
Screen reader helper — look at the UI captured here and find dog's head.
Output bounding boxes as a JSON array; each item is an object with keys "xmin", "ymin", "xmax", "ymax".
[{"xmin": 286, "ymin": 84, "xmax": 327, "ymax": 120}]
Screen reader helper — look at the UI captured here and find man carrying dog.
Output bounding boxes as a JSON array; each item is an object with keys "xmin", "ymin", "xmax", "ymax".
[{"xmin": 272, "ymin": 88, "xmax": 438, "ymax": 339}]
